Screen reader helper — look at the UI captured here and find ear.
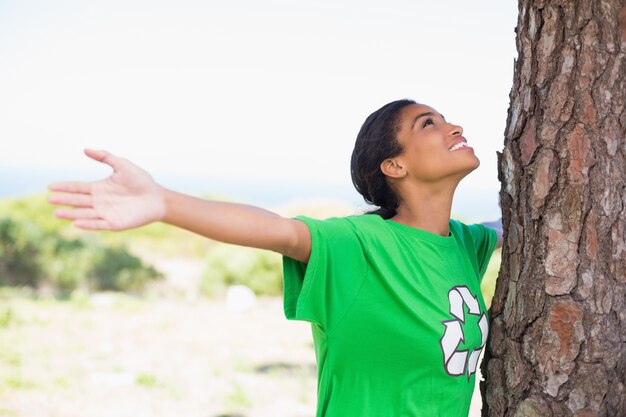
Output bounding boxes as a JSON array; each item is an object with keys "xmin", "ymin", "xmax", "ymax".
[{"xmin": 380, "ymin": 158, "xmax": 407, "ymax": 179}]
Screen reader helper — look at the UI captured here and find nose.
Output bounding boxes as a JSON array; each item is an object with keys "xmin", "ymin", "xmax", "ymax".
[{"xmin": 448, "ymin": 123, "xmax": 463, "ymax": 136}]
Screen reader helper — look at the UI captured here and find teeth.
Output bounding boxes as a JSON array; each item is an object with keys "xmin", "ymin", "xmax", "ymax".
[{"xmin": 449, "ymin": 141, "xmax": 468, "ymax": 151}]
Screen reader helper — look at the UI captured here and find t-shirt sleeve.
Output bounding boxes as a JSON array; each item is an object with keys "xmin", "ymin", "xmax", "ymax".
[
  {"xmin": 282, "ymin": 216, "xmax": 367, "ymax": 331},
  {"xmin": 466, "ymin": 223, "xmax": 499, "ymax": 282}
]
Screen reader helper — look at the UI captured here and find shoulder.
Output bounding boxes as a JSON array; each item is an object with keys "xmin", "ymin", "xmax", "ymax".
[
  {"xmin": 450, "ymin": 218, "xmax": 498, "ymax": 249},
  {"xmin": 450, "ymin": 218, "xmax": 487, "ymax": 235},
  {"xmin": 296, "ymin": 213, "xmax": 383, "ymax": 230},
  {"xmin": 449, "ymin": 218, "xmax": 471, "ymax": 239},
  {"xmin": 343, "ymin": 213, "xmax": 384, "ymax": 227},
  {"xmin": 294, "ymin": 214, "xmax": 386, "ymax": 241}
]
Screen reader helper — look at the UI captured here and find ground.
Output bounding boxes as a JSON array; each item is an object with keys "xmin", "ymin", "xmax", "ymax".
[{"xmin": 0, "ymin": 256, "xmax": 484, "ymax": 417}]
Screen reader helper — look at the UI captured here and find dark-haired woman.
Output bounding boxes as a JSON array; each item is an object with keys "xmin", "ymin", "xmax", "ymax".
[{"xmin": 48, "ymin": 99, "xmax": 503, "ymax": 417}]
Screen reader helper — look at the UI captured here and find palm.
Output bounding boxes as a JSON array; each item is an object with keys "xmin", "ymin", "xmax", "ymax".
[{"xmin": 48, "ymin": 149, "xmax": 165, "ymax": 231}]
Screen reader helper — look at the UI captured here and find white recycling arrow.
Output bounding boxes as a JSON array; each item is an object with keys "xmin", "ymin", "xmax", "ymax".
[
  {"xmin": 441, "ymin": 320, "xmax": 467, "ymax": 376},
  {"xmin": 456, "ymin": 286, "xmax": 481, "ymax": 316},
  {"xmin": 478, "ymin": 313, "xmax": 488, "ymax": 347},
  {"xmin": 439, "ymin": 285, "xmax": 489, "ymax": 378},
  {"xmin": 441, "ymin": 320, "xmax": 464, "ymax": 363},
  {"xmin": 467, "ymin": 349, "xmax": 482, "ymax": 376},
  {"xmin": 449, "ymin": 290, "xmax": 465, "ymax": 322}
]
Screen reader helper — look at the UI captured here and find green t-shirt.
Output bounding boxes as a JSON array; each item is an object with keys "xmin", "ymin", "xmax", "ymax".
[{"xmin": 282, "ymin": 214, "xmax": 498, "ymax": 417}]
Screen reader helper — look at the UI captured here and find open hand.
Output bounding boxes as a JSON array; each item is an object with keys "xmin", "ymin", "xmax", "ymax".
[{"xmin": 48, "ymin": 149, "xmax": 166, "ymax": 231}]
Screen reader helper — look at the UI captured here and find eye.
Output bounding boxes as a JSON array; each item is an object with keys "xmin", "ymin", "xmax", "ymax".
[{"xmin": 422, "ymin": 118, "xmax": 434, "ymax": 128}]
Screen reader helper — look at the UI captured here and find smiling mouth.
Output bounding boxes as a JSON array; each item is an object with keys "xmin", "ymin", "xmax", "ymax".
[{"xmin": 448, "ymin": 141, "xmax": 470, "ymax": 151}]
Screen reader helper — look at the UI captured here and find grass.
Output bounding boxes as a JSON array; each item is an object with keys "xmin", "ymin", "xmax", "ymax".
[
  {"xmin": 135, "ymin": 372, "xmax": 159, "ymax": 388},
  {"xmin": 0, "ymin": 407, "xmax": 17, "ymax": 416},
  {"xmin": 2, "ymin": 376, "xmax": 37, "ymax": 391},
  {"xmin": 225, "ymin": 382, "xmax": 252, "ymax": 409},
  {"xmin": 0, "ymin": 294, "xmax": 317, "ymax": 417},
  {"xmin": 0, "ymin": 308, "xmax": 13, "ymax": 328},
  {"xmin": 0, "ymin": 350, "xmax": 21, "ymax": 367}
]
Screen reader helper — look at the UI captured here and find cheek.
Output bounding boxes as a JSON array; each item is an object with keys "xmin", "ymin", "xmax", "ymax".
[
  {"xmin": 408, "ymin": 150, "xmax": 448, "ymax": 179},
  {"xmin": 408, "ymin": 147, "xmax": 480, "ymax": 181}
]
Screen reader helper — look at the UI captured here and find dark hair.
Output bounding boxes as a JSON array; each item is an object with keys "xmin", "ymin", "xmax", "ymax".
[{"xmin": 350, "ymin": 99, "xmax": 416, "ymax": 219}]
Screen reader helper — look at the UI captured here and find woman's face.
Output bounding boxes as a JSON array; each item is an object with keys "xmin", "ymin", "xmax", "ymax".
[{"xmin": 391, "ymin": 103, "xmax": 480, "ymax": 184}]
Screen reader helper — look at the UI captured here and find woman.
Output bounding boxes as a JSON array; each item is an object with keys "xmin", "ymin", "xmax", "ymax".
[{"xmin": 48, "ymin": 99, "xmax": 503, "ymax": 417}]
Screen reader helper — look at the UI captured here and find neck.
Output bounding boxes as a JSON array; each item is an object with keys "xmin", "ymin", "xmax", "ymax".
[{"xmin": 390, "ymin": 182, "xmax": 457, "ymax": 237}]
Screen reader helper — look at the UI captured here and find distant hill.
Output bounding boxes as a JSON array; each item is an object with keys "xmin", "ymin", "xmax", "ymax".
[{"xmin": 0, "ymin": 168, "xmax": 501, "ymax": 222}]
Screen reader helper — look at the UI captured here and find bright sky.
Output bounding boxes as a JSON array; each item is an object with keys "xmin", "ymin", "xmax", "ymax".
[{"xmin": 0, "ymin": 0, "xmax": 517, "ymax": 216}]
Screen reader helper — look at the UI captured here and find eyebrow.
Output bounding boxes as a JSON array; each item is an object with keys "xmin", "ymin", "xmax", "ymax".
[{"xmin": 411, "ymin": 112, "xmax": 446, "ymax": 129}]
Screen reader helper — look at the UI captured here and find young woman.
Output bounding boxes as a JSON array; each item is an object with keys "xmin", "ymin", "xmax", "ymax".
[{"xmin": 48, "ymin": 99, "xmax": 503, "ymax": 417}]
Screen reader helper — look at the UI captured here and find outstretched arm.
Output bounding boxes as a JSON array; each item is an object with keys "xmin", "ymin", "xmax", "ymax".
[
  {"xmin": 160, "ymin": 189, "xmax": 311, "ymax": 261},
  {"xmin": 48, "ymin": 149, "xmax": 312, "ymax": 263},
  {"xmin": 481, "ymin": 217, "xmax": 503, "ymax": 249}
]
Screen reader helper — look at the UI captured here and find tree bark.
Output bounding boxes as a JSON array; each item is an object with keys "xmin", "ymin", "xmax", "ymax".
[{"xmin": 482, "ymin": 1, "xmax": 626, "ymax": 416}]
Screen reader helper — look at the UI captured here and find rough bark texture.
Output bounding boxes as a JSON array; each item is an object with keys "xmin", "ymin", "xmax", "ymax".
[{"xmin": 482, "ymin": 1, "xmax": 626, "ymax": 416}]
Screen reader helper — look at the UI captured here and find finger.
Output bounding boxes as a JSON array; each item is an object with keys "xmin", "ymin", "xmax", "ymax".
[
  {"xmin": 48, "ymin": 181, "xmax": 92, "ymax": 194},
  {"xmin": 54, "ymin": 208, "xmax": 100, "ymax": 220},
  {"xmin": 48, "ymin": 193, "xmax": 93, "ymax": 208},
  {"xmin": 74, "ymin": 219, "xmax": 112, "ymax": 230},
  {"xmin": 84, "ymin": 148, "xmax": 125, "ymax": 171}
]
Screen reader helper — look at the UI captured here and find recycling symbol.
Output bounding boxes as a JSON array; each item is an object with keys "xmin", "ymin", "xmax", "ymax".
[{"xmin": 439, "ymin": 285, "xmax": 488, "ymax": 378}]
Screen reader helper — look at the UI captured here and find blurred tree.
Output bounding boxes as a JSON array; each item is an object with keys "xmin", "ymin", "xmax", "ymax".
[
  {"xmin": 483, "ymin": 1, "xmax": 626, "ymax": 416},
  {"xmin": 0, "ymin": 213, "xmax": 163, "ymax": 295},
  {"xmin": 0, "ymin": 218, "xmax": 42, "ymax": 287},
  {"xmin": 200, "ymin": 244, "xmax": 282, "ymax": 297}
]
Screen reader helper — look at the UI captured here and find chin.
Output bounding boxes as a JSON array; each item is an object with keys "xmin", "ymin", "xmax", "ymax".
[
  {"xmin": 457, "ymin": 158, "xmax": 480, "ymax": 179},
  {"xmin": 471, "ymin": 155, "xmax": 481, "ymax": 169}
]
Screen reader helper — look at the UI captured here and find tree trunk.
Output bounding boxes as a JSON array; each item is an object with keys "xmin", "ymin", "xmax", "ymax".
[{"xmin": 482, "ymin": 1, "xmax": 626, "ymax": 416}]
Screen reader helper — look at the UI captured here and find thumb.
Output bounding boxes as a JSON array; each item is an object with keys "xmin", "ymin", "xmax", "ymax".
[{"xmin": 84, "ymin": 148, "xmax": 124, "ymax": 171}]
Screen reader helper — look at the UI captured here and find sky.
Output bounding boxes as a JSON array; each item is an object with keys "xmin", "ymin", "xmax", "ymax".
[{"xmin": 0, "ymin": 0, "xmax": 518, "ymax": 220}]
